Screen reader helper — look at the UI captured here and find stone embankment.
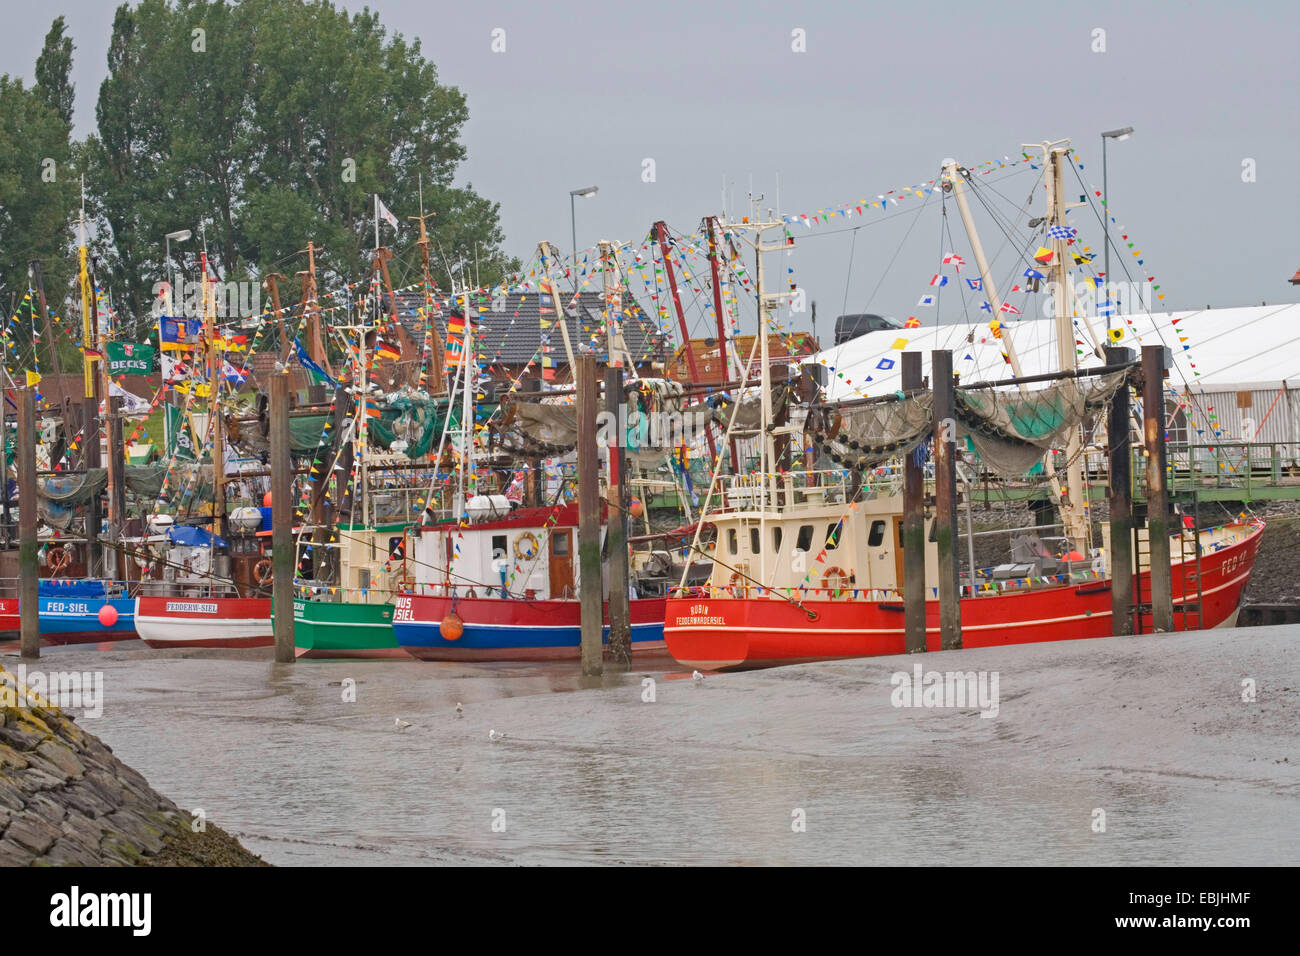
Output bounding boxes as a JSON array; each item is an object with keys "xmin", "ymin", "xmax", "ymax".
[{"xmin": 0, "ymin": 664, "xmax": 264, "ymax": 866}]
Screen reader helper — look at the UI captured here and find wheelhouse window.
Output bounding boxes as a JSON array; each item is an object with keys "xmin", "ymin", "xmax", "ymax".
[
  {"xmin": 825, "ymin": 521, "xmax": 843, "ymax": 550},
  {"xmin": 772, "ymin": 527, "xmax": 783, "ymax": 552},
  {"xmin": 868, "ymin": 520, "xmax": 885, "ymax": 547},
  {"xmin": 796, "ymin": 525, "xmax": 814, "ymax": 552},
  {"xmin": 728, "ymin": 528, "xmax": 738, "ymax": 555},
  {"xmin": 750, "ymin": 527, "xmax": 761, "ymax": 554}
]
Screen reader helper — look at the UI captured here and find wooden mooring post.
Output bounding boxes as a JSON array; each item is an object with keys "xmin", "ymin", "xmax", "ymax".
[
  {"xmin": 605, "ymin": 364, "xmax": 632, "ymax": 667},
  {"xmin": 901, "ymin": 352, "xmax": 926, "ymax": 653},
  {"xmin": 931, "ymin": 350, "xmax": 962, "ymax": 649},
  {"xmin": 18, "ymin": 388, "xmax": 39, "ymax": 659},
  {"xmin": 270, "ymin": 373, "xmax": 295, "ymax": 663},
  {"xmin": 1106, "ymin": 346, "xmax": 1135, "ymax": 635},
  {"xmin": 576, "ymin": 354, "xmax": 603, "ymax": 675},
  {"xmin": 1142, "ymin": 344, "xmax": 1174, "ymax": 632}
]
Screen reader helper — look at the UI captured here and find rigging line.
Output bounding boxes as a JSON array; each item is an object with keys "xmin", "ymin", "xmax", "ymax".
[
  {"xmin": 841, "ymin": 227, "xmax": 860, "ymax": 317},
  {"xmin": 858, "ymin": 188, "xmax": 935, "ymax": 316},
  {"xmin": 1065, "ymin": 154, "xmax": 1215, "ymax": 424}
]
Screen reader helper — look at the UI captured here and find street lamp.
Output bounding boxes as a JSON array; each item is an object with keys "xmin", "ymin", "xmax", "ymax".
[
  {"xmin": 164, "ymin": 229, "xmax": 192, "ymax": 316},
  {"xmin": 569, "ymin": 185, "xmax": 598, "ymax": 293},
  {"xmin": 1100, "ymin": 127, "xmax": 1133, "ymax": 329}
]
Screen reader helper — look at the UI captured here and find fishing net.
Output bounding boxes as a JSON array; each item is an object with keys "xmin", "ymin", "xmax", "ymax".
[
  {"xmin": 954, "ymin": 371, "xmax": 1127, "ymax": 476},
  {"xmin": 806, "ymin": 371, "xmax": 1127, "ymax": 478},
  {"xmin": 806, "ymin": 392, "xmax": 934, "ymax": 470}
]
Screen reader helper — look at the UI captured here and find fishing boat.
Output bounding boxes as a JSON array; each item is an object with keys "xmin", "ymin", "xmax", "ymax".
[
  {"xmin": 38, "ymin": 578, "xmax": 137, "ymax": 645},
  {"xmin": 664, "ymin": 474, "xmax": 1263, "ymax": 669},
  {"xmin": 285, "ymin": 206, "xmax": 448, "ymax": 660},
  {"xmin": 130, "ymin": 250, "xmax": 274, "ymax": 650},
  {"xmin": 287, "ymin": 521, "xmax": 411, "ymax": 659},
  {"xmin": 394, "ymin": 501, "xmax": 669, "ymax": 661},
  {"xmin": 133, "ymin": 517, "xmax": 273, "ymax": 649},
  {"xmin": 664, "ymin": 141, "xmax": 1264, "ymax": 670}
]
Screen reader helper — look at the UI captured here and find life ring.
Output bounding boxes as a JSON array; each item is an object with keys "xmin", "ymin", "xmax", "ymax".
[
  {"xmin": 513, "ymin": 531, "xmax": 541, "ymax": 560},
  {"xmin": 253, "ymin": 559, "xmax": 273, "ymax": 586},
  {"xmin": 821, "ymin": 566, "xmax": 851, "ymax": 593},
  {"xmin": 48, "ymin": 545, "xmax": 73, "ymax": 575},
  {"xmin": 728, "ymin": 571, "xmax": 749, "ymax": 598}
]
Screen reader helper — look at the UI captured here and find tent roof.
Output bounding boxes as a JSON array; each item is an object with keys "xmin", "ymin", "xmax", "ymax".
[{"xmin": 805, "ymin": 303, "xmax": 1300, "ymax": 400}]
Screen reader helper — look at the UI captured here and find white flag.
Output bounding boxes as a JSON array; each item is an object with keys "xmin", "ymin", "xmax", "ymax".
[{"xmin": 377, "ymin": 196, "xmax": 399, "ymax": 232}]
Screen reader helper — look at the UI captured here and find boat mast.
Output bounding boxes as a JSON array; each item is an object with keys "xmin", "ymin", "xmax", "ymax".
[
  {"xmin": 457, "ymin": 261, "xmax": 474, "ymax": 512},
  {"xmin": 941, "ymin": 159, "xmax": 1027, "ymax": 384},
  {"xmin": 729, "ymin": 201, "xmax": 786, "ymax": 587},
  {"xmin": 200, "ymin": 243, "xmax": 226, "ymax": 579},
  {"xmin": 537, "ymin": 241, "xmax": 578, "ymax": 373},
  {"xmin": 1043, "ymin": 141, "xmax": 1090, "ymax": 556}
]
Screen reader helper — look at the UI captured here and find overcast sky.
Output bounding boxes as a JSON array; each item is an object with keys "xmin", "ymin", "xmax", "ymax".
[{"xmin": 8, "ymin": 0, "xmax": 1299, "ymax": 340}]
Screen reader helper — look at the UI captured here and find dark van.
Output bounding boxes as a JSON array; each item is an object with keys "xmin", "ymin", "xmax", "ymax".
[{"xmin": 834, "ymin": 313, "xmax": 901, "ymax": 345}]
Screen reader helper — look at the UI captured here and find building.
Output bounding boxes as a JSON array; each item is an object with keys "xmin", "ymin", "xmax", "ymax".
[
  {"xmin": 665, "ymin": 332, "xmax": 820, "ymax": 385},
  {"xmin": 391, "ymin": 291, "xmax": 667, "ymax": 384}
]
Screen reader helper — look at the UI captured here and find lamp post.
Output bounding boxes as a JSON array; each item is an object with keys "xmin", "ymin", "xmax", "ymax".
[
  {"xmin": 569, "ymin": 186, "xmax": 598, "ymax": 294},
  {"xmin": 1100, "ymin": 127, "xmax": 1133, "ymax": 329},
  {"xmin": 164, "ymin": 229, "xmax": 192, "ymax": 316}
]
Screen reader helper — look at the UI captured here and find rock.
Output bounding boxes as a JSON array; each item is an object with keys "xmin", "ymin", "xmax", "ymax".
[
  {"xmin": 101, "ymin": 810, "xmax": 166, "ymax": 855},
  {"xmin": 34, "ymin": 739, "xmax": 84, "ymax": 779},
  {"xmin": 60, "ymin": 780, "xmax": 117, "ymax": 819},
  {"xmin": 0, "ymin": 725, "xmax": 44, "ymax": 752},
  {"xmin": 0, "ymin": 837, "xmax": 32, "ymax": 866},
  {"xmin": 3, "ymin": 811, "xmax": 62, "ymax": 855}
]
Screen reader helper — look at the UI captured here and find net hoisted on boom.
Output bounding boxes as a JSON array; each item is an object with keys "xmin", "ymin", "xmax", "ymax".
[{"xmin": 807, "ymin": 369, "xmax": 1127, "ymax": 478}]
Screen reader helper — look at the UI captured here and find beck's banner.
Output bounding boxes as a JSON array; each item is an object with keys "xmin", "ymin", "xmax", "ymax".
[
  {"xmin": 106, "ymin": 342, "xmax": 156, "ymax": 376},
  {"xmin": 165, "ymin": 403, "xmax": 197, "ymax": 461}
]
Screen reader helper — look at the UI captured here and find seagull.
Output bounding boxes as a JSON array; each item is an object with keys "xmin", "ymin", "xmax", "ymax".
[
  {"xmin": 692, "ymin": 670, "xmax": 704, "ymax": 682},
  {"xmin": 489, "ymin": 729, "xmax": 505, "ymax": 741},
  {"xmin": 455, "ymin": 702, "xmax": 464, "ymax": 718},
  {"xmin": 394, "ymin": 717, "xmax": 411, "ymax": 731}
]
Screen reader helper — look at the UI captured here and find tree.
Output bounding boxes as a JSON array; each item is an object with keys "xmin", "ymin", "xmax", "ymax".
[
  {"xmin": 87, "ymin": 0, "xmax": 517, "ymax": 331},
  {"xmin": 35, "ymin": 16, "xmax": 76, "ymax": 128},
  {"xmin": 0, "ymin": 74, "xmax": 79, "ymax": 372}
]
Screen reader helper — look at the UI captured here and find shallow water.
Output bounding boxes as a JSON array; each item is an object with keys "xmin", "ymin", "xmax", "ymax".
[{"xmin": 6, "ymin": 626, "xmax": 1297, "ymax": 866}]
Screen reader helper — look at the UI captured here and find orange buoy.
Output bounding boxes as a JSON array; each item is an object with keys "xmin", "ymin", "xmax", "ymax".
[
  {"xmin": 98, "ymin": 603, "xmax": 119, "ymax": 627},
  {"xmin": 440, "ymin": 613, "xmax": 464, "ymax": 641},
  {"xmin": 629, "ymin": 498, "xmax": 645, "ymax": 519},
  {"xmin": 262, "ymin": 491, "xmax": 273, "ymax": 507}
]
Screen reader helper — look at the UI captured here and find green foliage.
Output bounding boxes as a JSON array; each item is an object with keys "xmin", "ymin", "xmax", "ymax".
[
  {"xmin": 86, "ymin": 0, "xmax": 517, "ymax": 328},
  {"xmin": 0, "ymin": 68, "xmax": 78, "ymax": 369},
  {"xmin": 35, "ymin": 16, "xmax": 76, "ymax": 128}
]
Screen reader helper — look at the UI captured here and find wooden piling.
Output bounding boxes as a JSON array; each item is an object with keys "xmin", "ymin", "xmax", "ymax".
[
  {"xmin": 576, "ymin": 354, "xmax": 603, "ymax": 675},
  {"xmin": 104, "ymin": 395, "xmax": 127, "ymax": 581},
  {"xmin": 901, "ymin": 352, "xmax": 926, "ymax": 653},
  {"xmin": 605, "ymin": 364, "xmax": 631, "ymax": 667},
  {"xmin": 18, "ymin": 388, "xmax": 39, "ymax": 659},
  {"xmin": 1105, "ymin": 346, "xmax": 1134, "ymax": 635},
  {"xmin": 931, "ymin": 350, "xmax": 962, "ymax": 650},
  {"xmin": 270, "ymin": 373, "xmax": 295, "ymax": 663},
  {"xmin": 1141, "ymin": 345, "xmax": 1174, "ymax": 632}
]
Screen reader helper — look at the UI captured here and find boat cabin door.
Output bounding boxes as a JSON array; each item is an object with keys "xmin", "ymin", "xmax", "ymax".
[
  {"xmin": 891, "ymin": 517, "xmax": 906, "ymax": 590},
  {"xmin": 549, "ymin": 529, "xmax": 575, "ymax": 598}
]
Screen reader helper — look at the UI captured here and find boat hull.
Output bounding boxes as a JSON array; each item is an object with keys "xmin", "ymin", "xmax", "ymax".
[
  {"xmin": 287, "ymin": 599, "xmax": 410, "ymax": 659},
  {"xmin": 665, "ymin": 521, "xmax": 1265, "ymax": 670},
  {"xmin": 393, "ymin": 593, "xmax": 667, "ymax": 661},
  {"xmin": 0, "ymin": 598, "xmax": 18, "ymax": 641},
  {"xmin": 134, "ymin": 596, "xmax": 272, "ymax": 649},
  {"xmin": 38, "ymin": 596, "xmax": 138, "ymax": 645}
]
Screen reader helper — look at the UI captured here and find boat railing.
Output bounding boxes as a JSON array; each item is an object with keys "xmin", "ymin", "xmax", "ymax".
[
  {"xmin": 668, "ymin": 564, "xmax": 1108, "ymax": 601},
  {"xmin": 134, "ymin": 579, "xmax": 242, "ymax": 599},
  {"xmin": 723, "ymin": 470, "xmax": 853, "ymax": 510},
  {"xmin": 0, "ymin": 577, "xmax": 140, "ymax": 599}
]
